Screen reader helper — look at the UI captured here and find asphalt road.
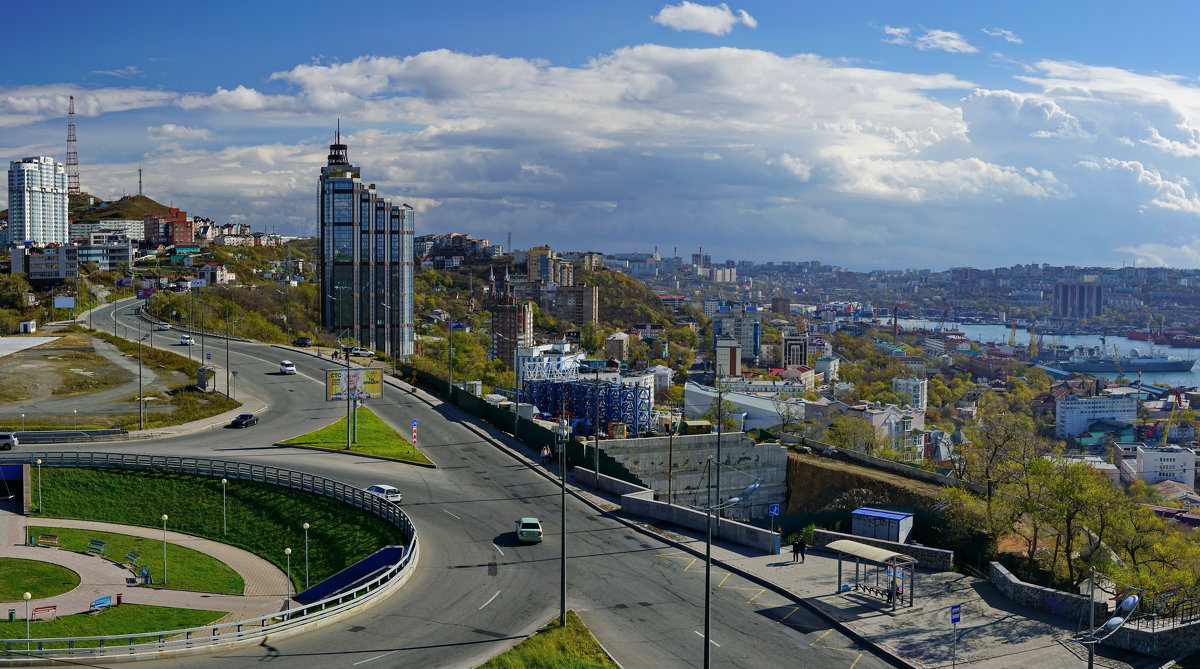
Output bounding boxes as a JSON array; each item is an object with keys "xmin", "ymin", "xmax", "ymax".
[{"xmin": 27, "ymin": 299, "xmax": 892, "ymax": 669}]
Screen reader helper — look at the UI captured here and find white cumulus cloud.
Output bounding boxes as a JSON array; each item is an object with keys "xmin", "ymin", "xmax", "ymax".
[
  {"xmin": 178, "ymin": 85, "xmax": 295, "ymax": 111},
  {"xmin": 147, "ymin": 124, "xmax": 213, "ymax": 141},
  {"xmin": 651, "ymin": 2, "xmax": 757, "ymax": 36},
  {"xmin": 981, "ymin": 27, "xmax": 1022, "ymax": 44},
  {"xmin": 915, "ymin": 29, "xmax": 978, "ymax": 54}
]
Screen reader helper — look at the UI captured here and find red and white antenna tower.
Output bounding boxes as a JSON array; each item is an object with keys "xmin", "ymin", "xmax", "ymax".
[{"xmin": 66, "ymin": 96, "xmax": 80, "ymax": 195}]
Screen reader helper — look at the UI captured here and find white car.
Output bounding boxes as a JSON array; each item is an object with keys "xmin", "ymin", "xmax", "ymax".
[
  {"xmin": 0, "ymin": 433, "xmax": 16, "ymax": 450},
  {"xmin": 349, "ymin": 347, "xmax": 373, "ymax": 357},
  {"xmin": 279, "ymin": 360, "xmax": 296, "ymax": 375},
  {"xmin": 156, "ymin": 323, "xmax": 171, "ymax": 331},
  {"xmin": 364, "ymin": 484, "xmax": 403, "ymax": 503},
  {"xmin": 179, "ymin": 335, "xmax": 195, "ymax": 346}
]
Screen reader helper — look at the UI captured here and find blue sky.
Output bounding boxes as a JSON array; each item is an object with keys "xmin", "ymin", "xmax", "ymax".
[{"xmin": 8, "ymin": 1, "xmax": 1200, "ymax": 270}]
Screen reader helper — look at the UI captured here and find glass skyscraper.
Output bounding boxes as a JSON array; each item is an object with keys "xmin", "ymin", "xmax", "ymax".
[
  {"xmin": 318, "ymin": 132, "xmax": 414, "ymax": 357},
  {"xmin": 8, "ymin": 156, "xmax": 68, "ymax": 245}
]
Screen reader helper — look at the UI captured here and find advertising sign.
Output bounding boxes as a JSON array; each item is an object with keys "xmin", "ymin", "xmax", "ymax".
[
  {"xmin": 325, "ymin": 368, "xmax": 383, "ymax": 401},
  {"xmin": 115, "ymin": 278, "xmax": 133, "ymax": 287},
  {"xmin": 53, "ymin": 296, "xmax": 75, "ymax": 309},
  {"xmin": 135, "ymin": 288, "xmax": 156, "ymax": 299},
  {"xmin": 190, "ymin": 278, "xmax": 208, "ymax": 288}
]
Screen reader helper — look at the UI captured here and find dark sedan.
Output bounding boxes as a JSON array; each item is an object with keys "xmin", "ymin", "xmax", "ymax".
[{"xmin": 229, "ymin": 413, "xmax": 259, "ymax": 428}]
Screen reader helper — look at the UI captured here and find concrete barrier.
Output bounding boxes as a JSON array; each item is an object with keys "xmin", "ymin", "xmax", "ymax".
[
  {"xmin": 988, "ymin": 562, "xmax": 1105, "ymax": 623},
  {"xmin": 813, "ymin": 529, "xmax": 955, "ymax": 571}
]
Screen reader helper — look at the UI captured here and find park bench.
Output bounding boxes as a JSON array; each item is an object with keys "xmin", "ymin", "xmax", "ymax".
[
  {"xmin": 85, "ymin": 539, "xmax": 107, "ymax": 556},
  {"xmin": 139, "ymin": 566, "xmax": 153, "ymax": 585},
  {"xmin": 124, "ymin": 551, "xmax": 141, "ymax": 566},
  {"xmin": 34, "ymin": 534, "xmax": 58, "ymax": 548},
  {"xmin": 89, "ymin": 596, "xmax": 113, "ymax": 614},
  {"xmin": 30, "ymin": 605, "xmax": 56, "ymax": 621}
]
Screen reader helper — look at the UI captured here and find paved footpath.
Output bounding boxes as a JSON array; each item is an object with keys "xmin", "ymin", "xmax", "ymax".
[{"xmin": 0, "ymin": 506, "xmax": 292, "ymax": 624}]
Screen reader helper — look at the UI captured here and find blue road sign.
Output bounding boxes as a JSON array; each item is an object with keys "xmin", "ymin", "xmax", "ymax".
[
  {"xmin": 412, "ymin": 419, "xmax": 418, "ymax": 427},
  {"xmin": 206, "ymin": 353, "xmax": 211, "ymax": 360},
  {"xmin": 768, "ymin": 504, "xmax": 781, "ymax": 516},
  {"xmin": 951, "ymin": 604, "xmax": 961, "ymax": 624}
]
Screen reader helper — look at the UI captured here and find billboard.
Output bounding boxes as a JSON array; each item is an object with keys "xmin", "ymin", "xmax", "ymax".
[
  {"xmin": 53, "ymin": 296, "xmax": 75, "ymax": 309},
  {"xmin": 115, "ymin": 278, "xmax": 133, "ymax": 287},
  {"xmin": 135, "ymin": 288, "xmax": 156, "ymax": 299},
  {"xmin": 325, "ymin": 368, "xmax": 383, "ymax": 401}
]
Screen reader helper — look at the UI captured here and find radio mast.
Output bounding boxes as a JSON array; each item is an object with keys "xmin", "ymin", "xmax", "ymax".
[{"xmin": 66, "ymin": 96, "xmax": 80, "ymax": 195}]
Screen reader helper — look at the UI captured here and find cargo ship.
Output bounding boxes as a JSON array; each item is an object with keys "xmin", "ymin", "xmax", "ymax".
[{"xmin": 1055, "ymin": 347, "xmax": 1196, "ymax": 373}]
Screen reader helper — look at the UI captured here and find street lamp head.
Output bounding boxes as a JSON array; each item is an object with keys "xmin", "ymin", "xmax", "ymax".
[
  {"xmin": 35, "ymin": 459, "xmax": 41, "ymax": 466},
  {"xmin": 221, "ymin": 478, "xmax": 227, "ymax": 485},
  {"xmin": 302, "ymin": 522, "xmax": 310, "ymax": 530},
  {"xmin": 284, "ymin": 547, "xmax": 292, "ymax": 556},
  {"xmin": 22, "ymin": 592, "xmax": 30, "ymax": 601},
  {"xmin": 161, "ymin": 514, "xmax": 168, "ymax": 521}
]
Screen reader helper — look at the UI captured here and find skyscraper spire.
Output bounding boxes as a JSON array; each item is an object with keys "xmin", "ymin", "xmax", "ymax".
[{"xmin": 327, "ymin": 121, "xmax": 349, "ymax": 166}]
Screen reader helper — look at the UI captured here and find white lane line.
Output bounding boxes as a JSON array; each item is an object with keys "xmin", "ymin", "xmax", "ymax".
[
  {"xmin": 443, "ymin": 509, "xmax": 462, "ymax": 520},
  {"xmin": 352, "ymin": 650, "xmax": 396, "ymax": 665},
  {"xmin": 694, "ymin": 630, "xmax": 720, "ymax": 647},
  {"xmin": 492, "ymin": 543, "xmax": 504, "ymax": 556},
  {"xmin": 479, "ymin": 590, "xmax": 501, "ymax": 609}
]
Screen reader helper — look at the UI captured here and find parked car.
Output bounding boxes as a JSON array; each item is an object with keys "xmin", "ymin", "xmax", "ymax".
[
  {"xmin": 229, "ymin": 413, "xmax": 258, "ymax": 428},
  {"xmin": 279, "ymin": 360, "xmax": 297, "ymax": 375},
  {"xmin": 292, "ymin": 337, "xmax": 313, "ymax": 347},
  {"xmin": 349, "ymin": 346, "xmax": 373, "ymax": 357},
  {"xmin": 515, "ymin": 517, "xmax": 543, "ymax": 543},
  {"xmin": 0, "ymin": 433, "xmax": 17, "ymax": 450},
  {"xmin": 179, "ymin": 335, "xmax": 195, "ymax": 346},
  {"xmin": 156, "ymin": 322, "xmax": 171, "ymax": 331},
  {"xmin": 364, "ymin": 484, "xmax": 403, "ymax": 503}
]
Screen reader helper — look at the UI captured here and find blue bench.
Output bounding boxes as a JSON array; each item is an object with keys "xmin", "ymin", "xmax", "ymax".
[
  {"xmin": 89, "ymin": 596, "xmax": 113, "ymax": 613},
  {"xmin": 85, "ymin": 539, "xmax": 107, "ymax": 555},
  {"xmin": 139, "ymin": 566, "xmax": 152, "ymax": 585},
  {"xmin": 124, "ymin": 551, "xmax": 141, "ymax": 566}
]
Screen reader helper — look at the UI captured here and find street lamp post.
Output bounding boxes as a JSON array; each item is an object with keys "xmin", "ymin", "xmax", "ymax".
[
  {"xmin": 495, "ymin": 332, "xmax": 522, "ymax": 438},
  {"xmin": 226, "ymin": 317, "xmax": 245, "ymax": 399},
  {"xmin": 161, "ymin": 514, "xmax": 169, "ymax": 585},
  {"xmin": 556, "ymin": 419, "xmax": 570, "ymax": 628},
  {"xmin": 22, "ymin": 592, "xmax": 31, "ymax": 647},
  {"xmin": 593, "ymin": 369, "xmax": 601, "ymax": 477},
  {"xmin": 138, "ymin": 333, "xmax": 150, "ymax": 430},
  {"xmin": 284, "ymin": 548, "xmax": 292, "ymax": 597},
  {"xmin": 221, "ymin": 478, "xmax": 228, "ymax": 535},
  {"xmin": 20, "ymin": 414, "xmax": 24, "ymax": 432},
  {"xmin": 380, "ymin": 302, "xmax": 397, "ymax": 378},
  {"xmin": 302, "ymin": 522, "xmax": 310, "ymax": 590},
  {"xmin": 35, "ymin": 459, "xmax": 42, "ymax": 513},
  {"xmin": 73, "ymin": 409, "xmax": 77, "ymax": 430},
  {"xmin": 689, "ymin": 462, "xmax": 762, "ymax": 669}
]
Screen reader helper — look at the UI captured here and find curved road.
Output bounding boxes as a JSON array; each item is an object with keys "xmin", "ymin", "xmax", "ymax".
[{"xmin": 13, "ymin": 299, "xmax": 892, "ymax": 669}]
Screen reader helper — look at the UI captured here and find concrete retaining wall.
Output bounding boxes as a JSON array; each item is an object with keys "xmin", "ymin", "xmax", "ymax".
[
  {"xmin": 805, "ymin": 438, "xmax": 985, "ymax": 495},
  {"xmin": 813, "ymin": 529, "xmax": 955, "ymax": 571},
  {"xmin": 1107, "ymin": 618, "xmax": 1200, "ymax": 660},
  {"xmin": 577, "ymin": 468, "xmax": 781, "ymax": 554},
  {"xmin": 988, "ymin": 562, "xmax": 1105, "ymax": 624}
]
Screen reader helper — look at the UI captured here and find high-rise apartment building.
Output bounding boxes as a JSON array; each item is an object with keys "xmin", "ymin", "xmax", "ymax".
[
  {"xmin": 527, "ymin": 245, "xmax": 553, "ymax": 283},
  {"xmin": 318, "ymin": 131, "xmax": 415, "ymax": 357},
  {"xmin": 1052, "ymin": 283, "xmax": 1104, "ymax": 319},
  {"xmin": 490, "ymin": 292, "xmax": 534, "ymax": 371},
  {"xmin": 143, "ymin": 208, "xmax": 194, "ymax": 247},
  {"xmin": 552, "ymin": 284, "xmax": 599, "ymax": 325},
  {"xmin": 8, "ymin": 157, "xmax": 68, "ymax": 245},
  {"xmin": 713, "ymin": 303, "xmax": 762, "ymax": 362}
]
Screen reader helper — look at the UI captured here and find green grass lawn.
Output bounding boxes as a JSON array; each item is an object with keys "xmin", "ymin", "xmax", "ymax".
[
  {"xmin": 0, "ymin": 605, "xmax": 225, "ymax": 647},
  {"xmin": 478, "ymin": 612, "xmax": 618, "ymax": 669},
  {"xmin": 0, "ymin": 559, "xmax": 80, "ymax": 600},
  {"xmin": 281, "ymin": 406, "xmax": 432, "ymax": 464},
  {"xmin": 25, "ymin": 527, "xmax": 243, "ymax": 595},
  {"xmin": 35, "ymin": 468, "xmax": 407, "ymax": 591}
]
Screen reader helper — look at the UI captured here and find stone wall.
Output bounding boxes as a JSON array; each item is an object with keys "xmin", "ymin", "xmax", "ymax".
[
  {"xmin": 813, "ymin": 529, "xmax": 955, "ymax": 571},
  {"xmin": 1107, "ymin": 619, "xmax": 1200, "ymax": 660},
  {"xmin": 988, "ymin": 562, "xmax": 1105, "ymax": 624},
  {"xmin": 603, "ymin": 433, "xmax": 788, "ymax": 519},
  {"xmin": 805, "ymin": 438, "xmax": 985, "ymax": 495}
]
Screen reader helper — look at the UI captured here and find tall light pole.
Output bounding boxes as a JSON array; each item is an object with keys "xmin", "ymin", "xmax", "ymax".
[
  {"xmin": 302, "ymin": 522, "xmax": 310, "ymax": 590},
  {"xmin": 35, "ymin": 459, "xmax": 42, "ymax": 513},
  {"xmin": 445, "ymin": 319, "xmax": 456, "ymax": 401},
  {"xmin": 225, "ymin": 316, "xmax": 244, "ymax": 399},
  {"xmin": 380, "ymin": 301, "xmax": 397, "ymax": 377},
  {"xmin": 276, "ymin": 289, "xmax": 290, "ymax": 339},
  {"xmin": 138, "ymin": 333, "xmax": 150, "ymax": 430},
  {"xmin": 690, "ymin": 462, "xmax": 762, "ymax": 669},
  {"xmin": 22, "ymin": 592, "xmax": 31, "ymax": 648},
  {"xmin": 161, "ymin": 514, "xmax": 169, "ymax": 586},
  {"xmin": 72, "ymin": 409, "xmax": 77, "ymax": 430},
  {"xmin": 20, "ymin": 414, "xmax": 24, "ymax": 431},
  {"xmin": 593, "ymin": 368, "xmax": 601, "ymax": 477},
  {"xmin": 221, "ymin": 478, "xmax": 228, "ymax": 535},
  {"xmin": 284, "ymin": 548, "xmax": 292, "ymax": 597},
  {"xmin": 495, "ymin": 332, "xmax": 521, "ymax": 438},
  {"xmin": 556, "ymin": 418, "xmax": 570, "ymax": 628},
  {"xmin": 334, "ymin": 329, "xmax": 354, "ymax": 450}
]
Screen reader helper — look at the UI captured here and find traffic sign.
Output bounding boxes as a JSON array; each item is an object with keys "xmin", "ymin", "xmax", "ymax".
[
  {"xmin": 412, "ymin": 419, "xmax": 418, "ymax": 427},
  {"xmin": 206, "ymin": 353, "xmax": 211, "ymax": 360},
  {"xmin": 768, "ymin": 504, "xmax": 780, "ymax": 516},
  {"xmin": 951, "ymin": 604, "xmax": 961, "ymax": 624}
]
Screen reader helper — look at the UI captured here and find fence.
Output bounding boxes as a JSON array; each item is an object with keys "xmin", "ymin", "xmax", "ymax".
[{"xmin": 0, "ymin": 451, "xmax": 418, "ymax": 659}]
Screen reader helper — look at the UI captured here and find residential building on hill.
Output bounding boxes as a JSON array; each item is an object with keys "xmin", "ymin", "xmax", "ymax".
[{"xmin": 8, "ymin": 156, "xmax": 68, "ymax": 245}]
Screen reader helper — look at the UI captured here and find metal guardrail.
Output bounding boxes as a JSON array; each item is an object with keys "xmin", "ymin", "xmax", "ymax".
[
  {"xmin": 14, "ymin": 430, "xmax": 126, "ymax": 444},
  {"xmin": 0, "ymin": 452, "xmax": 417, "ymax": 660}
]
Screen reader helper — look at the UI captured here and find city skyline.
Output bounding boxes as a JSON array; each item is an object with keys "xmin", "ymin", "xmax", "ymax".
[{"xmin": 7, "ymin": 2, "xmax": 1200, "ymax": 269}]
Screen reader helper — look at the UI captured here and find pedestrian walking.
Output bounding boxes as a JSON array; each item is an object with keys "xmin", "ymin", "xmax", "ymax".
[
  {"xmin": 798, "ymin": 535, "xmax": 807, "ymax": 563},
  {"xmin": 791, "ymin": 537, "xmax": 802, "ymax": 563},
  {"xmin": 541, "ymin": 446, "xmax": 551, "ymax": 466}
]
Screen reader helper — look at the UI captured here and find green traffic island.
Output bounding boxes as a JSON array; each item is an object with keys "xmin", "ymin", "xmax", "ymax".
[
  {"xmin": 477, "ymin": 611, "xmax": 619, "ymax": 669},
  {"xmin": 0, "ymin": 558, "xmax": 80, "ymax": 600},
  {"xmin": 280, "ymin": 406, "xmax": 433, "ymax": 466},
  {"xmin": 34, "ymin": 467, "xmax": 407, "ymax": 593},
  {"xmin": 25, "ymin": 527, "xmax": 243, "ymax": 595},
  {"xmin": 0, "ymin": 605, "xmax": 226, "ymax": 649}
]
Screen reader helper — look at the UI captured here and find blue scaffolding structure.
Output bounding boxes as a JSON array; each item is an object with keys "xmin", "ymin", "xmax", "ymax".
[{"xmin": 522, "ymin": 379, "xmax": 652, "ymax": 436}]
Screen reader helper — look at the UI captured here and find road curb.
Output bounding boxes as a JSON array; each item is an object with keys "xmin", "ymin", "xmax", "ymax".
[{"xmin": 274, "ymin": 442, "xmax": 437, "ymax": 468}]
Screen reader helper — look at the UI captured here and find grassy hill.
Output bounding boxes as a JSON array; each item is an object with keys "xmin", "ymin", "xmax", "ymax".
[{"xmin": 2, "ymin": 193, "xmax": 171, "ymax": 224}]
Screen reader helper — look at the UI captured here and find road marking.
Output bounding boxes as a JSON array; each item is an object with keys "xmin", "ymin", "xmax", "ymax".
[
  {"xmin": 443, "ymin": 509, "xmax": 462, "ymax": 520},
  {"xmin": 479, "ymin": 590, "xmax": 500, "ymax": 609},
  {"xmin": 811, "ymin": 629, "xmax": 865, "ymax": 666},
  {"xmin": 693, "ymin": 630, "xmax": 720, "ymax": 647},
  {"xmin": 658, "ymin": 552, "xmax": 766, "ymax": 603},
  {"xmin": 492, "ymin": 543, "xmax": 504, "ymax": 556},
  {"xmin": 352, "ymin": 650, "xmax": 396, "ymax": 665}
]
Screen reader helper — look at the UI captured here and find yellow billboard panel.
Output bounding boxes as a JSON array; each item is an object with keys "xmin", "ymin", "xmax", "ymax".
[{"xmin": 325, "ymin": 368, "xmax": 384, "ymax": 401}]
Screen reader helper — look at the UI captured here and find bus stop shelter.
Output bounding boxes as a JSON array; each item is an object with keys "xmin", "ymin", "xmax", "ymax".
[{"xmin": 826, "ymin": 539, "xmax": 918, "ymax": 610}]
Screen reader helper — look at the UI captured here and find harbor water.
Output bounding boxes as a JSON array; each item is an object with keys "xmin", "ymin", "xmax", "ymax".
[{"xmin": 896, "ymin": 319, "xmax": 1200, "ymax": 389}]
